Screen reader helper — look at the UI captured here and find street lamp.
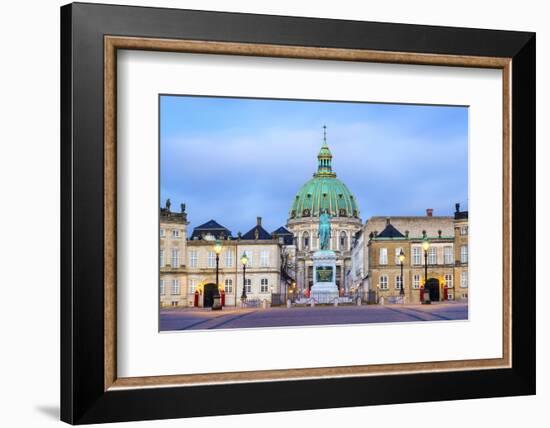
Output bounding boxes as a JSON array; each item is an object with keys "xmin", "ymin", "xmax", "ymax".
[
  {"xmin": 422, "ymin": 235, "xmax": 430, "ymax": 301},
  {"xmin": 398, "ymin": 248, "xmax": 405, "ymax": 296},
  {"xmin": 213, "ymin": 239, "xmax": 223, "ymax": 304},
  {"xmin": 240, "ymin": 252, "xmax": 248, "ymax": 304}
]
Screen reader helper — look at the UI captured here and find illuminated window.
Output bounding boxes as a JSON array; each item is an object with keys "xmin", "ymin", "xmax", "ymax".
[
  {"xmin": 379, "ymin": 248, "xmax": 388, "ymax": 265},
  {"xmin": 461, "ymin": 271, "xmax": 468, "ymax": 288},
  {"xmin": 224, "ymin": 278, "xmax": 233, "ymax": 293},
  {"xmin": 428, "ymin": 247, "xmax": 437, "ymax": 265},
  {"xmin": 260, "ymin": 250, "xmax": 269, "ymax": 267},
  {"xmin": 171, "ymin": 279, "xmax": 180, "ymax": 295},
  {"xmin": 225, "ymin": 251, "xmax": 233, "ymax": 267},
  {"xmin": 171, "ymin": 248, "xmax": 179, "ymax": 267},
  {"xmin": 207, "ymin": 251, "xmax": 216, "ymax": 268},
  {"xmin": 412, "ymin": 247, "xmax": 422, "ymax": 265},
  {"xmin": 189, "ymin": 250, "xmax": 197, "ymax": 267},
  {"xmin": 460, "ymin": 245, "xmax": 468, "ymax": 263}
]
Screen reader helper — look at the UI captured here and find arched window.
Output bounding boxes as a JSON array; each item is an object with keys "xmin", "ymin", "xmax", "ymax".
[
  {"xmin": 339, "ymin": 231, "xmax": 348, "ymax": 251},
  {"xmin": 302, "ymin": 232, "xmax": 310, "ymax": 250}
]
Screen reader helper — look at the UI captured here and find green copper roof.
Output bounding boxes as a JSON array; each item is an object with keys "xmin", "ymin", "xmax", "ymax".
[{"xmin": 289, "ymin": 130, "xmax": 360, "ymax": 220}]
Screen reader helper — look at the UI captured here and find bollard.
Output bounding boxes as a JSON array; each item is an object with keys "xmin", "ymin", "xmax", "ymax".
[
  {"xmin": 310, "ymin": 300, "xmax": 315, "ymax": 308},
  {"xmin": 357, "ymin": 298, "xmax": 361, "ymax": 306},
  {"xmin": 286, "ymin": 299, "xmax": 292, "ymax": 308},
  {"xmin": 262, "ymin": 299, "xmax": 267, "ymax": 309},
  {"xmin": 334, "ymin": 300, "xmax": 339, "ymax": 307}
]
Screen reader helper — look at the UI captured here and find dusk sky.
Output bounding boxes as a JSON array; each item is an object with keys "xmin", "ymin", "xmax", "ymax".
[{"xmin": 160, "ymin": 95, "xmax": 468, "ymax": 237}]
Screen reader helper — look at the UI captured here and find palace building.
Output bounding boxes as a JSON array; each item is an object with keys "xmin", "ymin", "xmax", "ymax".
[
  {"xmin": 286, "ymin": 129, "xmax": 362, "ymax": 292},
  {"xmin": 350, "ymin": 204, "xmax": 469, "ymax": 303},
  {"xmin": 160, "ymin": 204, "xmax": 289, "ymax": 308}
]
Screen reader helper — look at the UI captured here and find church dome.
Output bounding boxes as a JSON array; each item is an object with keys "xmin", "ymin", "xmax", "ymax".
[{"xmin": 289, "ymin": 129, "xmax": 360, "ymax": 220}]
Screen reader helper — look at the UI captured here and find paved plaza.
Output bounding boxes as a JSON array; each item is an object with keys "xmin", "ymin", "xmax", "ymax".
[{"xmin": 160, "ymin": 303, "xmax": 468, "ymax": 331}]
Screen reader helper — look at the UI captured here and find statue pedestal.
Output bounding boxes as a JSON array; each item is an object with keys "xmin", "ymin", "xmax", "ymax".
[{"xmin": 310, "ymin": 250, "xmax": 339, "ymax": 304}]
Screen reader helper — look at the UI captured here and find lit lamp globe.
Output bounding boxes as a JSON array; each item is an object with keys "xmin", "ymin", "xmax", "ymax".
[
  {"xmin": 214, "ymin": 239, "xmax": 223, "ymax": 255},
  {"xmin": 399, "ymin": 249, "xmax": 405, "ymax": 263},
  {"xmin": 422, "ymin": 236, "xmax": 430, "ymax": 252},
  {"xmin": 240, "ymin": 252, "xmax": 248, "ymax": 266}
]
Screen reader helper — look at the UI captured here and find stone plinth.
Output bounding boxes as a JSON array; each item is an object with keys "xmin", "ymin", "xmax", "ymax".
[{"xmin": 311, "ymin": 250, "xmax": 339, "ymax": 304}]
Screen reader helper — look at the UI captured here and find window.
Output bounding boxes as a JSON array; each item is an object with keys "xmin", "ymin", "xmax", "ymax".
[
  {"xmin": 428, "ymin": 247, "xmax": 437, "ymax": 265},
  {"xmin": 413, "ymin": 274, "xmax": 420, "ymax": 289},
  {"xmin": 302, "ymin": 232, "xmax": 310, "ymax": 250},
  {"xmin": 171, "ymin": 248, "xmax": 179, "ymax": 267},
  {"xmin": 460, "ymin": 245, "xmax": 468, "ymax": 263},
  {"xmin": 189, "ymin": 250, "xmax": 197, "ymax": 267},
  {"xmin": 225, "ymin": 250, "xmax": 233, "ymax": 267},
  {"xmin": 171, "ymin": 301, "xmax": 179, "ymax": 307},
  {"xmin": 245, "ymin": 278, "xmax": 252, "ymax": 293},
  {"xmin": 171, "ymin": 279, "xmax": 180, "ymax": 295},
  {"xmin": 260, "ymin": 250, "xmax": 269, "ymax": 267},
  {"xmin": 444, "ymin": 246, "xmax": 453, "ymax": 264},
  {"xmin": 224, "ymin": 278, "xmax": 233, "ymax": 293},
  {"xmin": 395, "ymin": 275, "xmax": 403, "ymax": 290},
  {"xmin": 207, "ymin": 251, "xmax": 216, "ymax": 268},
  {"xmin": 189, "ymin": 279, "xmax": 196, "ymax": 293},
  {"xmin": 260, "ymin": 278, "xmax": 269, "ymax": 293},
  {"xmin": 395, "ymin": 247, "xmax": 403, "ymax": 265},
  {"xmin": 447, "ymin": 292, "xmax": 454, "ymax": 300},
  {"xmin": 379, "ymin": 275, "xmax": 388, "ymax": 289},
  {"xmin": 160, "ymin": 279, "xmax": 165, "ymax": 295},
  {"xmin": 172, "ymin": 229, "xmax": 180, "ymax": 238},
  {"xmin": 160, "ymin": 228, "xmax": 165, "ymax": 237},
  {"xmin": 160, "ymin": 249, "xmax": 165, "ymax": 267},
  {"xmin": 461, "ymin": 271, "xmax": 468, "ymax": 288},
  {"xmin": 444, "ymin": 273, "xmax": 453, "ymax": 288},
  {"xmin": 412, "ymin": 247, "xmax": 422, "ymax": 265},
  {"xmin": 460, "ymin": 225, "xmax": 468, "ymax": 235},
  {"xmin": 244, "ymin": 250, "xmax": 253, "ymax": 267},
  {"xmin": 379, "ymin": 248, "xmax": 388, "ymax": 265},
  {"xmin": 340, "ymin": 232, "xmax": 348, "ymax": 251}
]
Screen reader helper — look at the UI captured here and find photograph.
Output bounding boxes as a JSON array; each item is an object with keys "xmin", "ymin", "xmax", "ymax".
[{"xmin": 158, "ymin": 95, "xmax": 470, "ymax": 331}]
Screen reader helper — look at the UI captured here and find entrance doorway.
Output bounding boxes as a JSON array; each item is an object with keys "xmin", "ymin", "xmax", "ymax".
[
  {"xmin": 425, "ymin": 278, "xmax": 440, "ymax": 302},
  {"xmin": 203, "ymin": 283, "xmax": 218, "ymax": 307}
]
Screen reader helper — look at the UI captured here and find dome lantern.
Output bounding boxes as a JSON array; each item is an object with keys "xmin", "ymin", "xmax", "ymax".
[{"xmin": 316, "ymin": 125, "xmax": 336, "ymax": 178}]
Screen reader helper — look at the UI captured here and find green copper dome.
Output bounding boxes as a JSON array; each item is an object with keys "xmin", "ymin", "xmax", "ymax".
[{"xmin": 289, "ymin": 131, "xmax": 360, "ymax": 220}]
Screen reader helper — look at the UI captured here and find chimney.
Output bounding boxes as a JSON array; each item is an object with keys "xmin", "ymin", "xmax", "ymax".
[
  {"xmin": 405, "ymin": 230, "xmax": 409, "ymax": 238},
  {"xmin": 257, "ymin": 216, "xmax": 262, "ymax": 226},
  {"xmin": 426, "ymin": 208, "xmax": 433, "ymax": 217},
  {"xmin": 386, "ymin": 217, "xmax": 391, "ymax": 225},
  {"xmin": 455, "ymin": 202, "xmax": 460, "ymax": 213}
]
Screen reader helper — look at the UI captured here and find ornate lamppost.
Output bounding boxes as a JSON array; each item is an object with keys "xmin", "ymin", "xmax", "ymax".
[
  {"xmin": 240, "ymin": 252, "xmax": 249, "ymax": 305},
  {"xmin": 398, "ymin": 248, "xmax": 405, "ymax": 296},
  {"xmin": 422, "ymin": 234, "xmax": 430, "ymax": 302},
  {"xmin": 213, "ymin": 239, "xmax": 223, "ymax": 309}
]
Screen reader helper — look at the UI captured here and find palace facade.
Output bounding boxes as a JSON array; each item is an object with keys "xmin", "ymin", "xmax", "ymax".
[
  {"xmin": 350, "ymin": 204, "xmax": 469, "ymax": 303},
  {"xmin": 160, "ymin": 206, "xmax": 291, "ymax": 308}
]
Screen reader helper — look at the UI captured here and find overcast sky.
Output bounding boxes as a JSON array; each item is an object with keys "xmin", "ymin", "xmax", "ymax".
[{"xmin": 160, "ymin": 95, "xmax": 468, "ymax": 236}]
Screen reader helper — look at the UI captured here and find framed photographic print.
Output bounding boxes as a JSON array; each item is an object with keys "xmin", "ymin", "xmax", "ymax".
[{"xmin": 61, "ymin": 2, "xmax": 536, "ymax": 424}]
